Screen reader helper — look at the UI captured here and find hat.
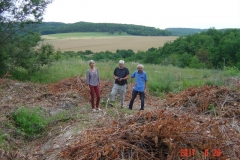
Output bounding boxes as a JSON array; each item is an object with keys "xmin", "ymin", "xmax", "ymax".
[{"xmin": 119, "ymin": 60, "xmax": 124, "ymax": 64}]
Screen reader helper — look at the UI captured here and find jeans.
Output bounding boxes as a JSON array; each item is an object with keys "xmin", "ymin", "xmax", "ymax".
[
  {"xmin": 129, "ymin": 89, "xmax": 145, "ymax": 110},
  {"xmin": 110, "ymin": 84, "xmax": 127, "ymax": 105},
  {"xmin": 89, "ymin": 85, "xmax": 100, "ymax": 109}
]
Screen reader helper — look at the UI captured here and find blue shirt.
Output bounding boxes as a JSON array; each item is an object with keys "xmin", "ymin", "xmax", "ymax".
[{"xmin": 131, "ymin": 70, "xmax": 148, "ymax": 92}]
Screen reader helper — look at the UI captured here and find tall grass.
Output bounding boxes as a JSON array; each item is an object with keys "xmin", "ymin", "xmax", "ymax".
[{"xmin": 17, "ymin": 59, "xmax": 239, "ymax": 95}]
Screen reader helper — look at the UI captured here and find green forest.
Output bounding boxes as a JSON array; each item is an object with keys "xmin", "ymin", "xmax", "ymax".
[
  {"xmin": 34, "ymin": 22, "xmax": 171, "ymax": 36},
  {"xmin": 166, "ymin": 28, "xmax": 206, "ymax": 36},
  {"xmin": 59, "ymin": 28, "xmax": 240, "ymax": 70},
  {"xmin": 34, "ymin": 22, "xmax": 235, "ymax": 36},
  {"xmin": 166, "ymin": 28, "xmax": 234, "ymax": 36}
]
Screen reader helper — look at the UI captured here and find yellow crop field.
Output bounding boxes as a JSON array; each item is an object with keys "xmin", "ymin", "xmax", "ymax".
[{"xmin": 42, "ymin": 33, "xmax": 178, "ymax": 52}]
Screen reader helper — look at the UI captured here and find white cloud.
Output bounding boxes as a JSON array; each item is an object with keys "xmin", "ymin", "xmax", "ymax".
[{"xmin": 43, "ymin": 0, "xmax": 240, "ymax": 29}]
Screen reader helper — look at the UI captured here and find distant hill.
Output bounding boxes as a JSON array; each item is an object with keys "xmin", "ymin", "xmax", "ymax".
[
  {"xmin": 165, "ymin": 27, "xmax": 240, "ymax": 36},
  {"xmin": 35, "ymin": 22, "xmax": 171, "ymax": 36},
  {"xmin": 165, "ymin": 28, "xmax": 207, "ymax": 36}
]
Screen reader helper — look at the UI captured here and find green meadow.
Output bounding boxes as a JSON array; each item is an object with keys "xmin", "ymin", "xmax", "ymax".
[{"xmin": 17, "ymin": 59, "xmax": 239, "ymax": 96}]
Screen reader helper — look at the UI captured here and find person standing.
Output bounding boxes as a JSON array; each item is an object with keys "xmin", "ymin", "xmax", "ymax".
[
  {"xmin": 109, "ymin": 60, "xmax": 129, "ymax": 108},
  {"xmin": 129, "ymin": 64, "xmax": 148, "ymax": 110},
  {"xmin": 86, "ymin": 60, "xmax": 101, "ymax": 112}
]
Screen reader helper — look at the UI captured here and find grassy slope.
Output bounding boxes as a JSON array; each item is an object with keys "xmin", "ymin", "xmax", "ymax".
[{"xmin": 23, "ymin": 59, "xmax": 239, "ymax": 96}]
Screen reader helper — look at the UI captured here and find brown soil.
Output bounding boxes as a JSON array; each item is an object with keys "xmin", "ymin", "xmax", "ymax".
[{"xmin": 0, "ymin": 77, "xmax": 239, "ymax": 160}]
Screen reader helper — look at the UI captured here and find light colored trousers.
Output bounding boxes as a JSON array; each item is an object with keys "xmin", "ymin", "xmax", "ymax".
[{"xmin": 110, "ymin": 84, "xmax": 127, "ymax": 105}]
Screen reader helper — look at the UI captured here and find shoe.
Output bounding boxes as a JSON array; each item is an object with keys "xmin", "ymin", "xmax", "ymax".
[
  {"xmin": 128, "ymin": 107, "xmax": 132, "ymax": 110},
  {"xmin": 108, "ymin": 103, "xmax": 114, "ymax": 107},
  {"xmin": 96, "ymin": 108, "xmax": 101, "ymax": 111},
  {"xmin": 92, "ymin": 108, "xmax": 97, "ymax": 112},
  {"xmin": 139, "ymin": 109, "xmax": 144, "ymax": 111}
]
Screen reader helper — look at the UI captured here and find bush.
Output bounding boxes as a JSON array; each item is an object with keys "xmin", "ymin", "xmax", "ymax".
[
  {"xmin": 13, "ymin": 107, "xmax": 48, "ymax": 136},
  {"xmin": 148, "ymin": 73, "xmax": 174, "ymax": 95},
  {"xmin": 224, "ymin": 66, "xmax": 239, "ymax": 76}
]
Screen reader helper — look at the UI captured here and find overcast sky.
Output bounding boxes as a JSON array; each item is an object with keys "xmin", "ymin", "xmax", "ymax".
[{"xmin": 43, "ymin": 0, "xmax": 240, "ymax": 29}]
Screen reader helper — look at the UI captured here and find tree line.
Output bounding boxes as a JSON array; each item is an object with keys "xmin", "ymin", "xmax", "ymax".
[
  {"xmin": 34, "ymin": 22, "xmax": 171, "ymax": 36},
  {"xmin": 36, "ymin": 22, "xmax": 235, "ymax": 36},
  {"xmin": 166, "ymin": 28, "xmax": 236, "ymax": 36}
]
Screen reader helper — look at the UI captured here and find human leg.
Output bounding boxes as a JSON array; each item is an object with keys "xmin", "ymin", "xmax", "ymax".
[
  {"xmin": 119, "ymin": 84, "xmax": 127, "ymax": 107},
  {"xmin": 93, "ymin": 86, "xmax": 101, "ymax": 109},
  {"xmin": 110, "ymin": 84, "xmax": 118, "ymax": 102},
  {"xmin": 139, "ymin": 92, "xmax": 145, "ymax": 110},
  {"xmin": 89, "ymin": 85, "xmax": 95, "ymax": 109},
  {"xmin": 128, "ymin": 89, "xmax": 138, "ymax": 110}
]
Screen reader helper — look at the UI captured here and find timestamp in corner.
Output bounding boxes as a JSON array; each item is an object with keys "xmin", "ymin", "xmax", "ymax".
[{"xmin": 180, "ymin": 148, "xmax": 222, "ymax": 157}]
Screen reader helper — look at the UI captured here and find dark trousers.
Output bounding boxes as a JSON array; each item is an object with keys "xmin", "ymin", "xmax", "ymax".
[
  {"xmin": 129, "ymin": 89, "xmax": 145, "ymax": 110},
  {"xmin": 89, "ymin": 85, "xmax": 100, "ymax": 109}
]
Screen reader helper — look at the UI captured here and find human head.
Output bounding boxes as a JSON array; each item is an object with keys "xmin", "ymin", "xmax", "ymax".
[
  {"xmin": 118, "ymin": 60, "xmax": 124, "ymax": 68},
  {"xmin": 89, "ymin": 60, "xmax": 95, "ymax": 68},
  {"xmin": 137, "ymin": 64, "xmax": 144, "ymax": 73}
]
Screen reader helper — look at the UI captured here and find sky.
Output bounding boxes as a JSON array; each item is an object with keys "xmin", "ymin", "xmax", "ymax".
[{"xmin": 43, "ymin": 0, "xmax": 240, "ymax": 29}]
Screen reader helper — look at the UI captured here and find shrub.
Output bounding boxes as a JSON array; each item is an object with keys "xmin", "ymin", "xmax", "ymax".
[
  {"xmin": 148, "ymin": 73, "xmax": 174, "ymax": 95},
  {"xmin": 13, "ymin": 107, "xmax": 47, "ymax": 136},
  {"xmin": 224, "ymin": 66, "xmax": 239, "ymax": 76}
]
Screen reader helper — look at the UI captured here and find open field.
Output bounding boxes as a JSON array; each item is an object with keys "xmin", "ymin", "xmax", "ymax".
[
  {"xmin": 15, "ymin": 59, "xmax": 240, "ymax": 96},
  {"xmin": 42, "ymin": 32, "xmax": 178, "ymax": 52},
  {"xmin": 42, "ymin": 32, "xmax": 130, "ymax": 39}
]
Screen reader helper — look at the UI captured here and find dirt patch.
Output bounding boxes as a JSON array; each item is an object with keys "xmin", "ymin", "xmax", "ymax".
[
  {"xmin": 0, "ymin": 77, "xmax": 161, "ymax": 159},
  {"xmin": 0, "ymin": 78, "xmax": 239, "ymax": 160}
]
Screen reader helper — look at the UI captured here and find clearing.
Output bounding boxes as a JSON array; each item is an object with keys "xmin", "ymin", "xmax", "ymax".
[
  {"xmin": 0, "ymin": 77, "xmax": 239, "ymax": 159},
  {"xmin": 42, "ymin": 32, "xmax": 178, "ymax": 52}
]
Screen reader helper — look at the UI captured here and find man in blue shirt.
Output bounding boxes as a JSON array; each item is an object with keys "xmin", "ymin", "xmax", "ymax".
[{"xmin": 128, "ymin": 64, "xmax": 148, "ymax": 110}]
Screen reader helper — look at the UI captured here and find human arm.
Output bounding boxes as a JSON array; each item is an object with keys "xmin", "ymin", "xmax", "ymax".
[
  {"xmin": 97, "ymin": 68, "xmax": 100, "ymax": 87},
  {"xmin": 119, "ymin": 68, "xmax": 129, "ymax": 81},
  {"xmin": 144, "ymin": 81, "xmax": 147, "ymax": 93},
  {"xmin": 86, "ymin": 70, "xmax": 90, "ymax": 85},
  {"xmin": 113, "ymin": 68, "xmax": 119, "ymax": 80},
  {"xmin": 119, "ymin": 74, "xmax": 129, "ymax": 81},
  {"xmin": 130, "ymin": 71, "xmax": 136, "ymax": 85},
  {"xmin": 144, "ymin": 73, "xmax": 148, "ymax": 93}
]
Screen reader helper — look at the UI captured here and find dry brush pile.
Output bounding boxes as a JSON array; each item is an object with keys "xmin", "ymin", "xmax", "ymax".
[
  {"xmin": 165, "ymin": 85, "xmax": 240, "ymax": 118},
  {"xmin": 59, "ymin": 84, "xmax": 240, "ymax": 160},
  {"xmin": 60, "ymin": 109, "xmax": 239, "ymax": 159},
  {"xmin": 1, "ymin": 78, "xmax": 239, "ymax": 159},
  {"xmin": 47, "ymin": 76, "xmax": 161, "ymax": 107}
]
